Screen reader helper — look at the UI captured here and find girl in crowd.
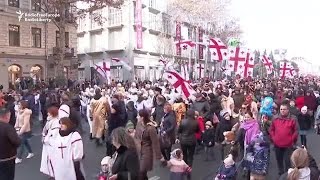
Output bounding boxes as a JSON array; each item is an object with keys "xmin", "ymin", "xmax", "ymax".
[{"xmin": 40, "ymin": 105, "xmax": 60, "ymax": 177}]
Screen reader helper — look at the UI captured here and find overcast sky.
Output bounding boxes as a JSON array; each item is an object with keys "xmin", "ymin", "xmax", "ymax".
[{"xmin": 230, "ymin": 0, "xmax": 320, "ymax": 64}]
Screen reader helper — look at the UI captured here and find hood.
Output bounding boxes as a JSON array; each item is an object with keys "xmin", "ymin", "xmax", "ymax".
[
  {"xmin": 288, "ymin": 167, "xmax": 310, "ymax": 180},
  {"xmin": 93, "ymin": 94, "xmax": 102, "ymax": 100}
]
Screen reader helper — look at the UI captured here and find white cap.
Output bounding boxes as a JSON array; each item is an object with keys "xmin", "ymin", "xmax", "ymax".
[
  {"xmin": 223, "ymin": 154, "xmax": 235, "ymax": 166},
  {"xmin": 101, "ymin": 156, "xmax": 111, "ymax": 165}
]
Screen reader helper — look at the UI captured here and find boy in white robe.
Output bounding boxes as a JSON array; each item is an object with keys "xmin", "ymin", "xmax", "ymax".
[{"xmin": 46, "ymin": 117, "xmax": 85, "ymax": 180}]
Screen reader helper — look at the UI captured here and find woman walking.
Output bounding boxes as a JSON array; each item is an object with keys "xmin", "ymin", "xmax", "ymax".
[
  {"xmin": 109, "ymin": 127, "xmax": 140, "ymax": 180},
  {"xmin": 177, "ymin": 109, "xmax": 199, "ymax": 180},
  {"xmin": 135, "ymin": 109, "xmax": 162, "ymax": 180},
  {"xmin": 15, "ymin": 100, "xmax": 34, "ymax": 164}
]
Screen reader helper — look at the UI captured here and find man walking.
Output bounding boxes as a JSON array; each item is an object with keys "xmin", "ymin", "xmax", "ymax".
[
  {"xmin": 270, "ymin": 102, "xmax": 298, "ymax": 176},
  {"xmin": 0, "ymin": 103, "xmax": 21, "ymax": 180}
]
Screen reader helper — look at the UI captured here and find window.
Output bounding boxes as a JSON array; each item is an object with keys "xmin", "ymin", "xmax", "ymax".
[
  {"xmin": 31, "ymin": 28, "xmax": 41, "ymax": 48},
  {"xmin": 149, "ymin": 0, "xmax": 156, "ymax": 9},
  {"xmin": 31, "ymin": 0, "xmax": 41, "ymax": 12},
  {"xmin": 8, "ymin": 0, "xmax": 19, "ymax": 8},
  {"xmin": 56, "ymin": 31, "xmax": 69, "ymax": 47},
  {"xmin": 9, "ymin": 24, "xmax": 20, "ymax": 46},
  {"xmin": 90, "ymin": 10, "xmax": 102, "ymax": 30},
  {"xmin": 149, "ymin": 13, "xmax": 158, "ymax": 30},
  {"xmin": 162, "ymin": 16, "xmax": 171, "ymax": 34},
  {"xmin": 90, "ymin": 33, "xmax": 96, "ymax": 51},
  {"xmin": 77, "ymin": 17, "xmax": 86, "ymax": 32},
  {"xmin": 65, "ymin": 32, "xmax": 69, "ymax": 47},
  {"xmin": 108, "ymin": 30, "xmax": 122, "ymax": 49},
  {"xmin": 108, "ymin": 7, "xmax": 122, "ymax": 26}
]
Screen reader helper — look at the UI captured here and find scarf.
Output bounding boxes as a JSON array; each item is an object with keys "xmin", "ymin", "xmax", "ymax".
[{"xmin": 240, "ymin": 120, "xmax": 261, "ymax": 145}]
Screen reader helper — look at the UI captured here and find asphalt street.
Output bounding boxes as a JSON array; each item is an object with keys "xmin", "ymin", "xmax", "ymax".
[{"xmin": 14, "ymin": 120, "xmax": 320, "ymax": 180}]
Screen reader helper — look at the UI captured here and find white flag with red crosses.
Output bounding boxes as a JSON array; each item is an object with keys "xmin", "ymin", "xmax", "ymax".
[{"xmin": 260, "ymin": 55, "xmax": 274, "ymax": 74}]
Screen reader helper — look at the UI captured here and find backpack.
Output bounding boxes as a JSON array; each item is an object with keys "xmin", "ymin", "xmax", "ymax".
[{"xmin": 62, "ymin": 102, "xmax": 81, "ymax": 129}]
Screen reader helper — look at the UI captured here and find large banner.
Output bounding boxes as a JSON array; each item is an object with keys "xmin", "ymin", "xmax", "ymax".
[
  {"xmin": 176, "ymin": 22, "xmax": 181, "ymax": 56},
  {"xmin": 198, "ymin": 28, "xmax": 204, "ymax": 60},
  {"xmin": 135, "ymin": 0, "xmax": 142, "ymax": 49}
]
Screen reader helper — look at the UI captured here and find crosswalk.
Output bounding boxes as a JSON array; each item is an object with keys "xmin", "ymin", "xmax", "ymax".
[{"xmin": 149, "ymin": 176, "xmax": 160, "ymax": 180}]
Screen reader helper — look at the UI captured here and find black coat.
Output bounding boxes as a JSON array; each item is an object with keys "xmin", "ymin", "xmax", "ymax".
[
  {"xmin": 178, "ymin": 118, "xmax": 199, "ymax": 146},
  {"xmin": 161, "ymin": 111, "xmax": 176, "ymax": 144},
  {"xmin": 202, "ymin": 128, "xmax": 215, "ymax": 147},
  {"xmin": 215, "ymin": 118, "xmax": 233, "ymax": 143},
  {"xmin": 297, "ymin": 113, "xmax": 312, "ymax": 131},
  {"xmin": 112, "ymin": 146, "xmax": 140, "ymax": 180}
]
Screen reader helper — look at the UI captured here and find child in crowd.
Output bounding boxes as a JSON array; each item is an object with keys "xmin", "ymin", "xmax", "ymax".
[
  {"xmin": 98, "ymin": 156, "xmax": 111, "ymax": 180},
  {"xmin": 195, "ymin": 111, "xmax": 205, "ymax": 154},
  {"xmin": 215, "ymin": 154, "xmax": 237, "ymax": 180},
  {"xmin": 298, "ymin": 106, "xmax": 312, "ymax": 147},
  {"xmin": 161, "ymin": 149, "xmax": 192, "ymax": 180},
  {"xmin": 202, "ymin": 121, "xmax": 215, "ymax": 161}
]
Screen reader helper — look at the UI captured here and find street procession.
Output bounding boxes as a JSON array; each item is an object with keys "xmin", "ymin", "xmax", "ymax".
[{"xmin": 1, "ymin": 0, "xmax": 320, "ymax": 180}]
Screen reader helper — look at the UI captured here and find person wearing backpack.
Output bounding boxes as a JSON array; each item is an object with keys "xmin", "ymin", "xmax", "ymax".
[
  {"xmin": 269, "ymin": 102, "xmax": 298, "ymax": 177},
  {"xmin": 58, "ymin": 93, "xmax": 81, "ymax": 132}
]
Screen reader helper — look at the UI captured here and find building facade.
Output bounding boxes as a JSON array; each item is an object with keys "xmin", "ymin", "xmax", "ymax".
[
  {"xmin": 0, "ymin": 0, "xmax": 78, "ymax": 90},
  {"xmin": 77, "ymin": 0, "xmax": 206, "ymax": 82}
]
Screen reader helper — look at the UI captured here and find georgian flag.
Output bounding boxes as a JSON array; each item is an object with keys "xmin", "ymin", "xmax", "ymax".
[
  {"xmin": 94, "ymin": 61, "xmax": 111, "ymax": 81},
  {"xmin": 238, "ymin": 50, "xmax": 254, "ymax": 78},
  {"xmin": 159, "ymin": 55, "xmax": 174, "ymax": 70},
  {"xmin": 111, "ymin": 58, "xmax": 132, "ymax": 71},
  {"xmin": 279, "ymin": 61, "xmax": 296, "ymax": 79},
  {"xmin": 260, "ymin": 55, "xmax": 274, "ymax": 74},
  {"xmin": 209, "ymin": 38, "xmax": 228, "ymax": 61},
  {"xmin": 227, "ymin": 47, "xmax": 248, "ymax": 75},
  {"xmin": 175, "ymin": 40, "xmax": 196, "ymax": 51},
  {"xmin": 180, "ymin": 63, "xmax": 189, "ymax": 82},
  {"xmin": 163, "ymin": 69, "xmax": 195, "ymax": 99}
]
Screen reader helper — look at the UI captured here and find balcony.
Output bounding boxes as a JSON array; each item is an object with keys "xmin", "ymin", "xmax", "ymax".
[
  {"xmin": 52, "ymin": 47, "xmax": 75, "ymax": 57},
  {"xmin": 54, "ymin": 14, "xmax": 76, "ymax": 24}
]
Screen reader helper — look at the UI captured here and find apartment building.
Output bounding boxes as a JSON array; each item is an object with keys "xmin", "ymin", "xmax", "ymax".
[
  {"xmin": 0, "ymin": 0, "xmax": 78, "ymax": 90},
  {"xmin": 77, "ymin": 0, "xmax": 201, "ymax": 82}
]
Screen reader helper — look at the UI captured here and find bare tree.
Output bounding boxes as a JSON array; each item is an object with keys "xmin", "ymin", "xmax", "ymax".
[
  {"xmin": 168, "ymin": 0, "xmax": 242, "ymax": 42},
  {"xmin": 35, "ymin": 0, "xmax": 124, "ymax": 85}
]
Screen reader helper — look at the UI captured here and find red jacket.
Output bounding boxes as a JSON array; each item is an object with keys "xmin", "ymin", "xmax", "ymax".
[
  {"xmin": 295, "ymin": 96, "xmax": 305, "ymax": 110},
  {"xmin": 269, "ymin": 115, "xmax": 298, "ymax": 148},
  {"xmin": 195, "ymin": 116, "xmax": 205, "ymax": 140}
]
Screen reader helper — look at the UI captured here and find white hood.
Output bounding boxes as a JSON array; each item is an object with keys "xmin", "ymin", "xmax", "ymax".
[{"xmin": 288, "ymin": 167, "xmax": 310, "ymax": 180}]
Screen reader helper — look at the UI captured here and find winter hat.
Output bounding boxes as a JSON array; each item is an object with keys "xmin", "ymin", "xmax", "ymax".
[
  {"xmin": 224, "ymin": 154, "xmax": 235, "ymax": 166},
  {"xmin": 126, "ymin": 121, "xmax": 135, "ymax": 130},
  {"xmin": 101, "ymin": 156, "xmax": 111, "ymax": 165},
  {"xmin": 154, "ymin": 87, "xmax": 162, "ymax": 93},
  {"xmin": 170, "ymin": 148, "xmax": 182, "ymax": 159},
  {"xmin": 301, "ymin": 106, "xmax": 308, "ymax": 113},
  {"xmin": 220, "ymin": 110, "xmax": 229, "ymax": 118},
  {"xmin": 205, "ymin": 121, "xmax": 213, "ymax": 127}
]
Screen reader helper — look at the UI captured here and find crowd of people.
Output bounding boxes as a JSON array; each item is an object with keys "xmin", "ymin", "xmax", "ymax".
[{"xmin": 1, "ymin": 76, "xmax": 320, "ymax": 180}]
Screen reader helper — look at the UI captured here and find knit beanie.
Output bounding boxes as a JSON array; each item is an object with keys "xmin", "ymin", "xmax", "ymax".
[{"xmin": 126, "ymin": 120, "xmax": 134, "ymax": 130}]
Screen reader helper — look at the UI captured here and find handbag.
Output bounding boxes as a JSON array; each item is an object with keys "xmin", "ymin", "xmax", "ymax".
[{"xmin": 159, "ymin": 134, "xmax": 171, "ymax": 148}]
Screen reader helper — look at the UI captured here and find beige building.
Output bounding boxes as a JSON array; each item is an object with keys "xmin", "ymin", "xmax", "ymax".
[{"xmin": 0, "ymin": 0, "xmax": 78, "ymax": 90}]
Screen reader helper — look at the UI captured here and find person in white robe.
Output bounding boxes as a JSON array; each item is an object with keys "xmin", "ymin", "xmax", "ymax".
[
  {"xmin": 46, "ymin": 117, "xmax": 85, "ymax": 180},
  {"xmin": 40, "ymin": 105, "xmax": 60, "ymax": 177}
]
